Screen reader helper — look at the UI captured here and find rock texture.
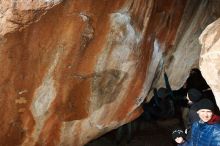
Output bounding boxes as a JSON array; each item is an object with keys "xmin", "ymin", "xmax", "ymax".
[
  {"xmin": 0, "ymin": 0, "xmax": 220, "ymax": 146},
  {"xmin": 155, "ymin": 0, "xmax": 220, "ymax": 89},
  {"xmin": 0, "ymin": 0, "xmax": 63, "ymax": 36},
  {"xmin": 199, "ymin": 18, "xmax": 220, "ymax": 108}
]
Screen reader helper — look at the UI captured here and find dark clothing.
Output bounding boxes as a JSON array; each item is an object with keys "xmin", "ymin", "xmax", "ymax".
[
  {"xmin": 178, "ymin": 142, "xmax": 189, "ymax": 146},
  {"xmin": 164, "ymin": 72, "xmax": 174, "ymax": 98},
  {"xmin": 188, "ymin": 121, "xmax": 220, "ymax": 146},
  {"xmin": 185, "ymin": 104, "xmax": 200, "ymax": 140},
  {"xmin": 142, "ymin": 95, "xmax": 174, "ymax": 121},
  {"xmin": 152, "ymin": 97, "xmax": 174, "ymax": 119},
  {"xmin": 173, "ymin": 87, "xmax": 188, "ymax": 107},
  {"xmin": 187, "ymin": 104, "xmax": 200, "ymax": 127}
]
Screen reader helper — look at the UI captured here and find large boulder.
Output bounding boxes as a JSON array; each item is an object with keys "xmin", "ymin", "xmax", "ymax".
[
  {"xmin": 199, "ymin": 18, "xmax": 220, "ymax": 108},
  {"xmin": 0, "ymin": 0, "xmax": 220, "ymax": 145}
]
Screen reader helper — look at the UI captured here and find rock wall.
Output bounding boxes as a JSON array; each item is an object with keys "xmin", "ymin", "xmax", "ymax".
[
  {"xmin": 0, "ymin": 0, "xmax": 220, "ymax": 146},
  {"xmin": 0, "ymin": 0, "xmax": 63, "ymax": 36},
  {"xmin": 154, "ymin": 0, "xmax": 220, "ymax": 89},
  {"xmin": 199, "ymin": 18, "xmax": 220, "ymax": 108}
]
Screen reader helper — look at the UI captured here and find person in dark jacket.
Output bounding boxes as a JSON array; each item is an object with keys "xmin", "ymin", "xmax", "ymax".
[
  {"xmin": 172, "ymin": 128, "xmax": 188, "ymax": 146},
  {"xmin": 152, "ymin": 87, "xmax": 175, "ymax": 119},
  {"xmin": 141, "ymin": 87, "xmax": 174, "ymax": 121},
  {"xmin": 185, "ymin": 68, "xmax": 219, "ymax": 113},
  {"xmin": 177, "ymin": 98, "xmax": 220, "ymax": 146},
  {"xmin": 185, "ymin": 88, "xmax": 203, "ymax": 139}
]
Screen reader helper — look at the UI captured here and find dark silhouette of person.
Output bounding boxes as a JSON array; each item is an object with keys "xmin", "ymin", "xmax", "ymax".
[{"xmin": 142, "ymin": 87, "xmax": 175, "ymax": 121}]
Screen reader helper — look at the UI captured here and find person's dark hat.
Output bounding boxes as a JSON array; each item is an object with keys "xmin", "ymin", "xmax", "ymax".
[
  {"xmin": 172, "ymin": 128, "xmax": 185, "ymax": 140},
  {"xmin": 194, "ymin": 98, "xmax": 215, "ymax": 111},
  {"xmin": 157, "ymin": 87, "xmax": 169, "ymax": 98},
  {"xmin": 188, "ymin": 88, "xmax": 202, "ymax": 102}
]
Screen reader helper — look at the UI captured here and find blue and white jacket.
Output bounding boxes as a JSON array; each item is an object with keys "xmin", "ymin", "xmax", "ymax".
[{"xmin": 188, "ymin": 120, "xmax": 220, "ymax": 146}]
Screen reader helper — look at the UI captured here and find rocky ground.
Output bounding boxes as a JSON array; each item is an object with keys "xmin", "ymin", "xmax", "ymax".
[{"xmin": 86, "ymin": 118, "xmax": 181, "ymax": 146}]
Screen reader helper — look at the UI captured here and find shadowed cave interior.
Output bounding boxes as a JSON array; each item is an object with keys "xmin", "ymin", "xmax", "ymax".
[
  {"xmin": 86, "ymin": 118, "xmax": 179, "ymax": 146},
  {"xmin": 86, "ymin": 69, "xmax": 217, "ymax": 146}
]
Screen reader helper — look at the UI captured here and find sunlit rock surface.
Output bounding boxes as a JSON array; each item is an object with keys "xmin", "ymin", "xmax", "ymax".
[
  {"xmin": 0, "ymin": 0, "xmax": 220, "ymax": 146},
  {"xmin": 199, "ymin": 18, "xmax": 220, "ymax": 108},
  {"xmin": 0, "ymin": 0, "xmax": 63, "ymax": 36}
]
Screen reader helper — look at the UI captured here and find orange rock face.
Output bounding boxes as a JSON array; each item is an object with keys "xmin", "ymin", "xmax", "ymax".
[{"xmin": 0, "ymin": 0, "xmax": 220, "ymax": 146}]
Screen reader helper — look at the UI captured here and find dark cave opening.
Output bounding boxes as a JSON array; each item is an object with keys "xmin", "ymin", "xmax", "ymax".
[
  {"xmin": 86, "ymin": 68, "xmax": 218, "ymax": 146},
  {"xmin": 86, "ymin": 118, "xmax": 179, "ymax": 146}
]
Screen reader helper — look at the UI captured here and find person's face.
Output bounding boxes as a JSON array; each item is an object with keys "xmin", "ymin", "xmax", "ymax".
[
  {"xmin": 197, "ymin": 109, "xmax": 213, "ymax": 122},
  {"xmin": 175, "ymin": 137, "xmax": 184, "ymax": 144}
]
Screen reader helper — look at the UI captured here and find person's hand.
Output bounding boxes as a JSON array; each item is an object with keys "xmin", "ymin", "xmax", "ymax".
[{"xmin": 175, "ymin": 137, "xmax": 184, "ymax": 144}]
